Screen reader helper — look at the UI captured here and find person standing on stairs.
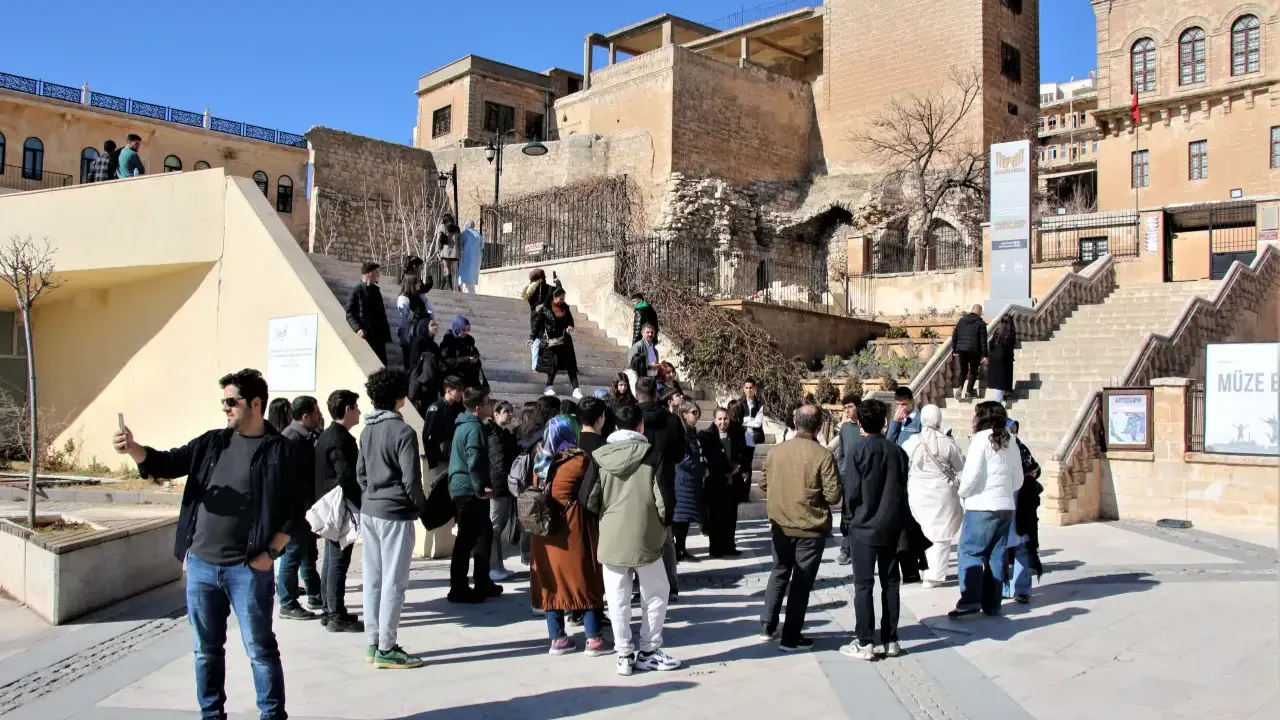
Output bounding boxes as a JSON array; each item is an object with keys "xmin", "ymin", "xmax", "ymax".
[
  {"xmin": 407, "ymin": 318, "xmax": 443, "ymax": 417},
  {"xmin": 534, "ymin": 287, "xmax": 583, "ymax": 399},
  {"xmin": 631, "ymin": 292, "xmax": 659, "ymax": 344},
  {"xmin": 436, "ymin": 213, "xmax": 462, "ymax": 291},
  {"xmin": 986, "ymin": 316, "xmax": 1017, "ymax": 404},
  {"xmin": 952, "ymin": 305, "xmax": 987, "ymax": 400},
  {"xmin": 626, "ymin": 324, "xmax": 661, "ymax": 392},
  {"xmin": 439, "ymin": 317, "xmax": 484, "ymax": 390},
  {"xmin": 523, "ymin": 269, "xmax": 560, "ymax": 371},
  {"xmin": 345, "ymin": 261, "xmax": 392, "ymax": 366},
  {"xmin": 901, "ymin": 405, "xmax": 964, "ymax": 589},
  {"xmin": 422, "ymin": 376, "xmax": 466, "ymax": 475},
  {"xmin": 672, "ymin": 402, "xmax": 705, "ymax": 563},
  {"xmin": 396, "ymin": 273, "xmax": 434, "ymax": 371},
  {"xmin": 635, "ymin": 376, "xmax": 684, "ymax": 600}
]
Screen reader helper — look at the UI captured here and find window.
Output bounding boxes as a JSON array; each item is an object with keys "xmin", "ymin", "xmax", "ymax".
[
  {"xmin": 21, "ymin": 138, "xmax": 43, "ymax": 180},
  {"xmin": 482, "ymin": 101, "xmax": 515, "ymax": 135},
  {"xmin": 566, "ymin": 77, "xmax": 582, "ymax": 94},
  {"xmin": 1080, "ymin": 237, "xmax": 1108, "ymax": 263},
  {"xmin": 1048, "ymin": 116, "xmax": 1057, "ymax": 131},
  {"xmin": 163, "ymin": 155, "xmax": 182, "ymax": 173},
  {"xmin": 1232, "ymin": 15, "xmax": 1261, "ymax": 76},
  {"xmin": 252, "ymin": 170, "xmax": 268, "ymax": 196},
  {"xmin": 1049, "ymin": 146, "xmax": 1058, "ymax": 160},
  {"xmin": 1001, "ymin": 43, "xmax": 1022, "ymax": 83},
  {"xmin": 431, "ymin": 106, "xmax": 451, "ymax": 139},
  {"xmin": 1189, "ymin": 140, "xmax": 1208, "ymax": 180},
  {"xmin": 1036, "ymin": 118, "xmax": 1045, "ymax": 132},
  {"xmin": 1179, "ymin": 28, "xmax": 1207, "ymax": 85},
  {"xmin": 1092, "ymin": 140, "xmax": 1099, "ymax": 153},
  {"xmin": 524, "ymin": 111, "xmax": 545, "ymax": 141},
  {"xmin": 193, "ymin": 160, "xmax": 210, "ymax": 170},
  {"xmin": 1000, "ymin": 0, "xmax": 1022, "ymax": 13},
  {"xmin": 1132, "ymin": 150, "xmax": 1150, "ymax": 188},
  {"xmin": 0, "ymin": 132, "xmax": 5, "ymax": 174},
  {"xmin": 276, "ymin": 175, "xmax": 293, "ymax": 213},
  {"xmin": 1131, "ymin": 38, "xmax": 1157, "ymax": 93},
  {"xmin": 1079, "ymin": 110, "xmax": 1088, "ymax": 126},
  {"xmin": 79, "ymin": 148, "xmax": 99, "ymax": 183},
  {"xmin": 0, "ymin": 310, "xmax": 28, "ymax": 358},
  {"xmin": 1271, "ymin": 126, "xmax": 1280, "ymax": 169}
]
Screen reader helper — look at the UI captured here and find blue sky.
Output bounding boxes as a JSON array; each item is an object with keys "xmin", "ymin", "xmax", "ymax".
[{"xmin": 5, "ymin": 1, "xmax": 1097, "ymax": 144}]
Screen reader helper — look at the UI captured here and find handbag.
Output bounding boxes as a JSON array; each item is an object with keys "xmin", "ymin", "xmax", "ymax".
[
  {"xmin": 913, "ymin": 438, "xmax": 957, "ymax": 485},
  {"xmin": 422, "ymin": 468, "xmax": 455, "ymax": 530}
]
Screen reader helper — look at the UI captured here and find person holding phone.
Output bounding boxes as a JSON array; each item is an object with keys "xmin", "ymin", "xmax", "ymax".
[{"xmin": 112, "ymin": 368, "xmax": 301, "ymax": 720}]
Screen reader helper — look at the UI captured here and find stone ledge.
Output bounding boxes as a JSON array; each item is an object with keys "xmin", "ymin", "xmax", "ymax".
[
  {"xmin": 477, "ymin": 251, "xmax": 615, "ymax": 275},
  {"xmin": 1151, "ymin": 377, "xmax": 1192, "ymax": 386},
  {"xmin": 1185, "ymin": 452, "xmax": 1280, "ymax": 467},
  {"xmin": 1108, "ymin": 450, "xmax": 1156, "ymax": 462}
]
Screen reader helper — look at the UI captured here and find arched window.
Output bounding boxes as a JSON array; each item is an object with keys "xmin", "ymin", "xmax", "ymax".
[
  {"xmin": 193, "ymin": 160, "xmax": 210, "ymax": 170},
  {"xmin": 1179, "ymin": 28, "xmax": 1206, "ymax": 85},
  {"xmin": 22, "ymin": 138, "xmax": 43, "ymax": 180},
  {"xmin": 1131, "ymin": 38, "xmax": 1157, "ymax": 93},
  {"xmin": 924, "ymin": 219, "xmax": 960, "ymax": 270},
  {"xmin": 252, "ymin": 170, "xmax": 268, "ymax": 196},
  {"xmin": 1232, "ymin": 15, "xmax": 1261, "ymax": 76},
  {"xmin": 276, "ymin": 175, "xmax": 294, "ymax": 213},
  {"xmin": 162, "ymin": 155, "xmax": 182, "ymax": 173},
  {"xmin": 0, "ymin": 132, "xmax": 6, "ymax": 174},
  {"xmin": 80, "ymin": 147, "xmax": 99, "ymax": 183}
]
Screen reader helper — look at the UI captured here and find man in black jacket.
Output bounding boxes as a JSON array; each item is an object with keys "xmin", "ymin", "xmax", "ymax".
[
  {"xmin": 277, "ymin": 395, "xmax": 325, "ymax": 620},
  {"xmin": 345, "ymin": 261, "xmax": 392, "ymax": 365},
  {"xmin": 314, "ymin": 389, "xmax": 363, "ymax": 632},
  {"xmin": 837, "ymin": 399, "xmax": 909, "ymax": 662},
  {"xmin": 422, "ymin": 376, "xmax": 466, "ymax": 472},
  {"xmin": 952, "ymin": 304, "xmax": 988, "ymax": 400},
  {"xmin": 635, "ymin": 376, "xmax": 683, "ymax": 600},
  {"xmin": 485, "ymin": 400, "xmax": 519, "ymax": 581},
  {"xmin": 113, "ymin": 368, "xmax": 299, "ymax": 720},
  {"xmin": 630, "ymin": 292, "xmax": 659, "ymax": 344}
]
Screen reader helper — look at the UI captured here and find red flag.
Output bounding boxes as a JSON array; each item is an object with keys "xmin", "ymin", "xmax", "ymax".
[{"xmin": 1131, "ymin": 90, "xmax": 1140, "ymax": 124}]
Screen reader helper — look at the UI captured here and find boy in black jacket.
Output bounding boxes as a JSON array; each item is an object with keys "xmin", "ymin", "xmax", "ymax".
[
  {"xmin": 314, "ymin": 389, "xmax": 364, "ymax": 632},
  {"xmin": 345, "ymin": 261, "xmax": 391, "ymax": 365}
]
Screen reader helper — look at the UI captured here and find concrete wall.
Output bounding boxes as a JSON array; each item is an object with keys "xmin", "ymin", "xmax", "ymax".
[
  {"xmin": 712, "ymin": 299, "xmax": 888, "ymax": 362},
  {"xmin": 857, "ymin": 268, "xmax": 986, "ymax": 318}
]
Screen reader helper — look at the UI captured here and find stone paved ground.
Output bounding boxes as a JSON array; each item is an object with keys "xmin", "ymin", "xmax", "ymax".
[{"xmin": 0, "ymin": 501, "xmax": 1275, "ymax": 720}]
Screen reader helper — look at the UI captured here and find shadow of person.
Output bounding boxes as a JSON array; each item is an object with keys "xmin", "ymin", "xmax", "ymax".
[{"xmin": 385, "ymin": 680, "xmax": 698, "ymax": 719}]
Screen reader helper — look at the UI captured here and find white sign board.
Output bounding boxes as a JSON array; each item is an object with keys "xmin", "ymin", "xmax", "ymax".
[
  {"xmin": 1144, "ymin": 215, "xmax": 1159, "ymax": 253},
  {"xmin": 1204, "ymin": 342, "xmax": 1279, "ymax": 455},
  {"xmin": 988, "ymin": 140, "xmax": 1032, "ymax": 314},
  {"xmin": 267, "ymin": 314, "xmax": 319, "ymax": 393},
  {"xmin": 1106, "ymin": 392, "xmax": 1149, "ymax": 447}
]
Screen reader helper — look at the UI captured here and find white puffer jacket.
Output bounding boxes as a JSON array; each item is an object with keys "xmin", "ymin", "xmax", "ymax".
[{"xmin": 957, "ymin": 429, "xmax": 1023, "ymax": 512}]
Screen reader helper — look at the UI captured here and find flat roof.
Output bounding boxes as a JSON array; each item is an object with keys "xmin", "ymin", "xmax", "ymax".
[
  {"xmin": 600, "ymin": 13, "xmax": 720, "ymax": 56},
  {"xmin": 417, "ymin": 55, "xmax": 553, "ymax": 95},
  {"xmin": 683, "ymin": 5, "xmax": 823, "ymax": 67}
]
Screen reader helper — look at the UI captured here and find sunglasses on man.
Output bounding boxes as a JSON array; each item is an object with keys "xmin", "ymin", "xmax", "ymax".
[{"xmin": 221, "ymin": 396, "xmax": 245, "ymax": 410}]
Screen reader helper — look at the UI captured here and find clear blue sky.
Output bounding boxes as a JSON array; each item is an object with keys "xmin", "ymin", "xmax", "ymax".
[{"xmin": 5, "ymin": 1, "xmax": 1097, "ymax": 144}]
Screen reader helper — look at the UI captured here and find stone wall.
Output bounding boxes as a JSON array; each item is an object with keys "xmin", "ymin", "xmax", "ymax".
[{"xmin": 712, "ymin": 299, "xmax": 888, "ymax": 363}]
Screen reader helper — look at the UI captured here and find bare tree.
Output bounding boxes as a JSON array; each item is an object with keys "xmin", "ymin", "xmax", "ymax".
[
  {"xmin": 0, "ymin": 236, "xmax": 60, "ymax": 527},
  {"xmin": 854, "ymin": 69, "xmax": 988, "ymax": 270},
  {"xmin": 352, "ymin": 166, "xmax": 450, "ymax": 278}
]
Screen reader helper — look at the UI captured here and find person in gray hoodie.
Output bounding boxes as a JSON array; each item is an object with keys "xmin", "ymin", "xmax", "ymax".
[
  {"xmin": 356, "ymin": 369, "xmax": 426, "ymax": 670},
  {"xmin": 588, "ymin": 405, "xmax": 681, "ymax": 677}
]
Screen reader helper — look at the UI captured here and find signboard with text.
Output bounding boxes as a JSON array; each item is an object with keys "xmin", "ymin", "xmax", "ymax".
[
  {"xmin": 1204, "ymin": 342, "xmax": 1279, "ymax": 456},
  {"xmin": 988, "ymin": 140, "xmax": 1032, "ymax": 314},
  {"xmin": 267, "ymin": 314, "xmax": 319, "ymax": 393},
  {"xmin": 1103, "ymin": 388, "xmax": 1153, "ymax": 451}
]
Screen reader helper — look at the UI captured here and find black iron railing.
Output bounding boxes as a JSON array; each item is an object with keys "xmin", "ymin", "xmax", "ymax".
[
  {"xmin": 479, "ymin": 176, "xmax": 633, "ymax": 269},
  {"xmin": 0, "ymin": 70, "xmax": 306, "ymax": 149},
  {"xmin": 705, "ymin": 0, "xmax": 821, "ymax": 31},
  {"xmin": 1034, "ymin": 211, "xmax": 1140, "ymax": 264},
  {"xmin": 0, "ymin": 164, "xmax": 72, "ymax": 192},
  {"xmin": 1186, "ymin": 381, "xmax": 1205, "ymax": 452},
  {"xmin": 869, "ymin": 228, "xmax": 982, "ymax": 275}
]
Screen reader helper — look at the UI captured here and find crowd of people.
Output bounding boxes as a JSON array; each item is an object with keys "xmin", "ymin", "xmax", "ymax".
[{"xmin": 107, "ymin": 260, "xmax": 1044, "ymax": 719}]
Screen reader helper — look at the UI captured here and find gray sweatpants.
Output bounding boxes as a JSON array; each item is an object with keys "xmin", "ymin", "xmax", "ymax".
[
  {"xmin": 490, "ymin": 496, "xmax": 513, "ymax": 572},
  {"xmin": 360, "ymin": 514, "xmax": 416, "ymax": 652}
]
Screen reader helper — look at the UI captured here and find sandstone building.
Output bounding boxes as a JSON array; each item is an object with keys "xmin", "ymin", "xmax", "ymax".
[{"xmin": 1038, "ymin": 76, "xmax": 1100, "ymax": 212}]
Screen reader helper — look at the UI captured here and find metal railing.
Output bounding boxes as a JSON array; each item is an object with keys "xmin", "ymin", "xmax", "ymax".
[
  {"xmin": 869, "ymin": 227, "xmax": 982, "ymax": 275},
  {"xmin": 0, "ymin": 70, "xmax": 306, "ymax": 149},
  {"xmin": 479, "ymin": 176, "xmax": 634, "ymax": 270},
  {"xmin": 705, "ymin": 0, "xmax": 821, "ymax": 31},
  {"xmin": 0, "ymin": 165, "xmax": 73, "ymax": 192},
  {"xmin": 1034, "ymin": 211, "xmax": 1140, "ymax": 264},
  {"xmin": 1186, "ymin": 381, "xmax": 1205, "ymax": 452}
]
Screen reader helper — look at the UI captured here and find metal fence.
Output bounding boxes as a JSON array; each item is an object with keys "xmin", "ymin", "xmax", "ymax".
[
  {"xmin": 1034, "ymin": 211, "xmax": 1140, "ymax": 264},
  {"xmin": 869, "ymin": 224, "xmax": 982, "ymax": 275},
  {"xmin": 1186, "ymin": 381, "xmax": 1205, "ymax": 452},
  {"xmin": 705, "ymin": 0, "xmax": 821, "ymax": 31},
  {"xmin": 616, "ymin": 236, "xmax": 831, "ymax": 313},
  {"xmin": 0, "ymin": 70, "xmax": 306, "ymax": 149},
  {"xmin": 0, "ymin": 164, "xmax": 72, "ymax": 192},
  {"xmin": 479, "ymin": 176, "xmax": 633, "ymax": 269}
]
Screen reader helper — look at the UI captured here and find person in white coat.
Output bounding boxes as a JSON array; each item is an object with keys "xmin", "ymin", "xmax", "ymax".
[
  {"xmin": 901, "ymin": 405, "xmax": 964, "ymax": 589},
  {"xmin": 949, "ymin": 401, "xmax": 1022, "ymax": 619}
]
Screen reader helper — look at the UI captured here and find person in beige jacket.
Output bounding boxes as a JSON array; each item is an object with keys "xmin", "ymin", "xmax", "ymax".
[{"xmin": 757, "ymin": 404, "xmax": 842, "ymax": 651}]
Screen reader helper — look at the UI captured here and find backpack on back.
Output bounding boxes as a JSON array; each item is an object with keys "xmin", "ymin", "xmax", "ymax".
[{"xmin": 515, "ymin": 456, "xmax": 565, "ymax": 538}]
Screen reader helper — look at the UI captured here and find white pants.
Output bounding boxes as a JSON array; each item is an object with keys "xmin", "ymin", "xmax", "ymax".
[
  {"xmin": 361, "ymin": 514, "xmax": 416, "ymax": 652},
  {"xmin": 923, "ymin": 539, "xmax": 953, "ymax": 583},
  {"xmin": 602, "ymin": 560, "xmax": 669, "ymax": 656}
]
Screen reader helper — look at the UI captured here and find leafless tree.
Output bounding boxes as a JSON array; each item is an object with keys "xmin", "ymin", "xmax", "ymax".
[
  {"xmin": 0, "ymin": 236, "xmax": 60, "ymax": 527},
  {"xmin": 354, "ymin": 166, "xmax": 450, "ymax": 277}
]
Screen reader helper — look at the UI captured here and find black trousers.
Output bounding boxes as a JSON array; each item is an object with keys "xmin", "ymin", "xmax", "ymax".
[
  {"xmin": 450, "ymin": 495, "xmax": 493, "ymax": 592},
  {"xmin": 673, "ymin": 521, "xmax": 690, "ymax": 555},
  {"xmin": 704, "ymin": 486, "xmax": 739, "ymax": 555},
  {"xmin": 850, "ymin": 540, "xmax": 901, "ymax": 646},
  {"xmin": 761, "ymin": 523, "xmax": 825, "ymax": 643},
  {"xmin": 366, "ymin": 336, "xmax": 389, "ymax": 366},
  {"xmin": 839, "ymin": 514, "xmax": 852, "ymax": 558},
  {"xmin": 545, "ymin": 369, "xmax": 579, "ymax": 388},
  {"xmin": 956, "ymin": 352, "xmax": 982, "ymax": 395},
  {"xmin": 321, "ymin": 540, "xmax": 354, "ymax": 620}
]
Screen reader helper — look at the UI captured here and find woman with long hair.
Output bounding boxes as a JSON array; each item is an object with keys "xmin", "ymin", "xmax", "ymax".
[
  {"xmin": 529, "ymin": 416, "xmax": 608, "ymax": 657},
  {"xmin": 533, "ymin": 287, "xmax": 582, "ymax": 399},
  {"xmin": 901, "ymin": 405, "xmax": 965, "ymax": 588},
  {"xmin": 1002, "ymin": 419, "xmax": 1043, "ymax": 604},
  {"xmin": 610, "ymin": 373, "xmax": 637, "ymax": 407},
  {"xmin": 950, "ymin": 401, "xmax": 1023, "ymax": 618},
  {"xmin": 439, "ymin": 316, "xmax": 484, "ymax": 389},
  {"xmin": 986, "ymin": 316, "xmax": 1016, "ymax": 404},
  {"xmin": 266, "ymin": 397, "xmax": 292, "ymax": 434},
  {"xmin": 672, "ymin": 402, "xmax": 705, "ymax": 562},
  {"xmin": 435, "ymin": 213, "xmax": 461, "ymax": 291},
  {"xmin": 396, "ymin": 273, "xmax": 434, "ymax": 371}
]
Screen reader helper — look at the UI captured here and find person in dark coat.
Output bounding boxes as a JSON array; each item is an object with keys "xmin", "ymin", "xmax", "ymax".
[
  {"xmin": 533, "ymin": 288, "xmax": 582, "ymax": 399},
  {"xmin": 486, "ymin": 401, "xmax": 520, "ymax": 581},
  {"xmin": 407, "ymin": 318, "xmax": 442, "ymax": 417},
  {"xmin": 345, "ymin": 261, "xmax": 392, "ymax": 365},
  {"xmin": 635, "ymin": 376, "xmax": 683, "ymax": 600},
  {"xmin": 278, "ymin": 397, "xmax": 325, "ymax": 620},
  {"xmin": 313, "ymin": 389, "xmax": 363, "ymax": 632},
  {"xmin": 986, "ymin": 315, "xmax": 1016, "ymax": 404},
  {"xmin": 522, "ymin": 269, "xmax": 560, "ymax": 371},
  {"xmin": 672, "ymin": 402, "xmax": 705, "ymax": 562},
  {"xmin": 952, "ymin": 305, "xmax": 987, "ymax": 400},
  {"xmin": 630, "ymin": 292, "xmax": 659, "ymax": 344},
  {"xmin": 1003, "ymin": 419, "xmax": 1043, "ymax": 604},
  {"xmin": 439, "ymin": 316, "xmax": 484, "ymax": 390},
  {"xmin": 697, "ymin": 408, "xmax": 739, "ymax": 559}
]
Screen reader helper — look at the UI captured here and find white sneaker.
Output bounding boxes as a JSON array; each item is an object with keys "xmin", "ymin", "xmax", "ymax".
[
  {"xmin": 884, "ymin": 641, "xmax": 904, "ymax": 657},
  {"xmin": 542, "ymin": 386, "xmax": 556, "ymax": 396},
  {"xmin": 921, "ymin": 580, "xmax": 939, "ymax": 589},
  {"xmin": 489, "ymin": 568, "xmax": 511, "ymax": 582},
  {"xmin": 616, "ymin": 652, "xmax": 636, "ymax": 676},
  {"xmin": 635, "ymin": 649, "xmax": 681, "ymax": 672},
  {"xmin": 839, "ymin": 642, "xmax": 876, "ymax": 661},
  {"xmin": 572, "ymin": 388, "xmax": 583, "ymax": 400},
  {"xmin": 952, "ymin": 387, "xmax": 962, "ymax": 400}
]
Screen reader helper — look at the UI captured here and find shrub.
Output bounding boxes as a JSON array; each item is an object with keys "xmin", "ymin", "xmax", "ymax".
[
  {"xmin": 815, "ymin": 375, "xmax": 840, "ymax": 405},
  {"xmin": 919, "ymin": 327, "xmax": 940, "ymax": 340},
  {"xmin": 884, "ymin": 326, "xmax": 909, "ymax": 339},
  {"xmin": 842, "ymin": 375, "xmax": 864, "ymax": 399}
]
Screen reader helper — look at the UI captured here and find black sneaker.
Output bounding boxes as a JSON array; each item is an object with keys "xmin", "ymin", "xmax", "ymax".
[
  {"xmin": 326, "ymin": 615, "xmax": 365, "ymax": 633},
  {"xmin": 779, "ymin": 636, "xmax": 815, "ymax": 652},
  {"xmin": 306, "ymin": 596, "xmax": 324, "ymax": 610},
  {"xmin": 567, "ymin": 611, "xmax": 584, "ymax": 627},
  {"xmin": 279, "ymin": 604, "xmax": 319, "ymax": 620},
  {"xmin": 1015, "ymin": 594, "xmax": 1031, "ymax": 605},
  {"xmin": 447, "ymin": 588, "xmax": 484, "ymax": 604},
  {"xmin": 723, "ymin": 549, "xmax": 742, "ymax": 557},
  {"xmin": 948, "ymin": 606, "xmax": 981, "ymax": 619},
  {"xmin": 474, "ymin": 583, "xmax": 504, "ymax": 599}
]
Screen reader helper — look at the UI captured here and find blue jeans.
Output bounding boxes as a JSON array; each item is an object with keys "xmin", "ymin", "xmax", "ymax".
[
  {"xmin": 546, "ymin": 609, "xmax": 603, "ymax": 640},
  {"xmin": 955, "ymin": 510, "xmax": 1013, "ymax": 614},
  {"xmin": 276, "ymin": 528, "xmax": 320, "ymax": 608},
  {"xmin": 1002, "ymin": 526, "xmax": 1032, "ymax": 598},
  {"xmin": 186, "ymin": 553, "xmax": 286, "ymax": 720}
]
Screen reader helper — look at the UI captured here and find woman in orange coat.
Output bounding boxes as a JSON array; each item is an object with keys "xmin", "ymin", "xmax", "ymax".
[{"xmin": 529, "ymin": 416, "xmax": 607, "ymax": 657}]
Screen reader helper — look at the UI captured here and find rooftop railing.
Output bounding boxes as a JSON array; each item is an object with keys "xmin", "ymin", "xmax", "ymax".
[{"xmin": 705, "ymin": 0, "xmax": 822, "ymax": 32}]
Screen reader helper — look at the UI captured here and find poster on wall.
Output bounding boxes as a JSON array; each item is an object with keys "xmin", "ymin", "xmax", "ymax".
[
  {"xmin": 1103, "ymin": 388, "xmax": 1153, "ymax": 451},
  {"xmin": 1204, "ymin": 342, "xmax": 1279, "ymax": 456},
  {"xmin": 267, "ymin": 314, "xmax": 319, "ymax": 393},
  {"xmin": 987, "ymin": 140, "xmax": 1032, "ymax": 315}
]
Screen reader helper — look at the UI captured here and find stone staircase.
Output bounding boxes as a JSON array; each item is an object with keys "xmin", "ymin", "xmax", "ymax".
[{"xmin": 936, "ymin": 280, "xmax": 1219, "ymax": 458}]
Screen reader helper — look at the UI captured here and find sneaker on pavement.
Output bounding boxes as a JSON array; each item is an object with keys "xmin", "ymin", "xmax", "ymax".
[
  {"xmin": 617, "ymin": 652, "xmax": 637, "ymax": 676},
  {"xmin": 758, "ymin": 623, "xmax": 777, "ymax": 642},
  {"xmin": 836, "ymin": 551, "xmax": 851, "ymax": 565},
  {"xmin": 326, "ymin": 615, "xmax": 364, "ymax": 633},
  {"xmin": 572, "ymin": 388, "xmax": 584, "ymax": 400},
  {"xmin": 585, "ymin": 637, "xmax": 612, "ymax": 657},
  {"xmin": 840, "ymin": 642, "xmax": 877, "ymax": 661},
  {"xmin": 543, "ymin": 386, "xmax": 556, "ymax": 396},
  {"xmin": 549, "ymin": 636, "xmax": 576, "ymax": 656},
  {"xmin": 566, "ymin": 612, "xmax": 584, "ymax": 627},
  {"xmin": 635, "ymin": 649, "xmax": 681, "ymax": 672},
  {"xmin": 779, "ymin": 636, "xmax": 815, "ymax": 652},
  {"xmin": 306, "ymin": 596, "xmax": 323, "ymax": 610},
  {"xmin": 373, "ymin": 645, "xmax": 424, "ymax": 669},
  {"xmin": 366, "ymin": 645, "xmax": 376, "ymax": 664},
  {"xmin": 884, "ymin": 641, "xmax": 904, "ymax": 657},
  {"xmin": 489, "ymin": 568, "xmax": 512, "ymax": 582},
  {"xmin": 278, "ymin": 604, "xmax": 319, "ymax": 621},
  {"xmin": 447, "ymin": 588, "xmax": 484, "ymax": 604},
  {"xmin": 1015, "ymin": 594, "xmax": 1031, "ymax": 604},
  {"xmin": 921, "ymin": 580, "xmax": 939, "ymax": 589}
]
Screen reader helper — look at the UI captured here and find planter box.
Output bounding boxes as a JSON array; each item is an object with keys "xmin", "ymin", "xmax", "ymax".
[
  {"xmin": 870, "ymin": 337, "xmax": 945, "ymax": 360},
  {"xmin": 803, "ymin": 376, "xmax": 910, "ymax": 398},
  {"xmin": 883, "ymin": 318, "xmax": 962, "ymax": 339},
  {"xmin": 0, "ymin": 515, "xmax": 181, "ymax": 625}
]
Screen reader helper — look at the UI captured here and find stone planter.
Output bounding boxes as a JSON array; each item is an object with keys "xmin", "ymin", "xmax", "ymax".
[
  {"xmin": 803, "ymin": 376, "xmax": 910, "ymax": 398},
  {"xmin": 870, "ymin": 337, "xmax": 945, "ymax": 360},
  {"xmin": 885, "ymin": 317, "xmax": 962, "ymax": 339},
  {"xmin": 0, "ymin": 514, "xmax": 181, "ymax": 625}
]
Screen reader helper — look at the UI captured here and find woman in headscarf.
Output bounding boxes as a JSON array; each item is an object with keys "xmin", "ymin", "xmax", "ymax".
[
  {"xmin": 438, "ymin": 316, "xmax": 484, "ymax": 389},
  {"xmin": 1003, "ymin": 418, "xmax": 1043, "ymax": 604},
  {"xmin": 901, "ymin": 404, "xmax": 965, "ymax": 589},
  {"xmin": 533, "ymin": 287, "xmax": 582, "ymax": 400},
  {"xmin": 458, "ymin": 220, "xmax": 482, "ymax": 294},
  {"xmin": 529, "ymin": 416, "xmax": 608, "ymax": 657}
]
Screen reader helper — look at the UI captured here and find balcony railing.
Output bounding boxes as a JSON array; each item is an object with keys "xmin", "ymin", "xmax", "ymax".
[
  {"xmin": 0, "ymin": 165, "xmax": 73, "ymax": 192},
  {"xmin": 0, "ymin": 71, "xmax": 306, "ymax": 149},
  {"xmin": 705, "ymin": 0, "xmax": 821, "ymax": 31}
]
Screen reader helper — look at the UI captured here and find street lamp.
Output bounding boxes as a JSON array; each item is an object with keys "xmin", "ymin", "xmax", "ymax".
[
  {"xmin": 436, "ymin": 164, "xmax": 459, "ymax": 221},
  {"xmin": 484, "ymin": 129, "xmax": 548, "ymax": 210}
]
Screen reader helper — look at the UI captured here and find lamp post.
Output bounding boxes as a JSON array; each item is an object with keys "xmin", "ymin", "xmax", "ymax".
[
  {"xmin": 485, "ymin": 129, "xmax": 548, "ymax": 210},
  {"xmin": 436, "ymin": 163, "xmax": 458, "ymax": 220}
]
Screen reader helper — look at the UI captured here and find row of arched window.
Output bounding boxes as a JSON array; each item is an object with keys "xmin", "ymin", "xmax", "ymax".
[
  {"xmin": 0, "ymin": 134, "xmax": 48, "ymax": 180},
  {"xmin": 1132, "ymin": 15, "xmax": 1261, "ymax": 93}
]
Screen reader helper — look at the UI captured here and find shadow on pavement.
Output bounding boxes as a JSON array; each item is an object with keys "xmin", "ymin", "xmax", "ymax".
[{"xmin": 385, "ymin": 680, "xmax": 698, "ymax": 719}]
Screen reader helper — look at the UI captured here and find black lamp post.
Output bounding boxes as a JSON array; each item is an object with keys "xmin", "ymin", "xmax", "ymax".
[
  {"xmin": 436, "ymin": 163, "xmax": 458, "ymax": 219},
  {"xmin": 485, "ymin": 130, "xmax": 548, "ymax": 210}
]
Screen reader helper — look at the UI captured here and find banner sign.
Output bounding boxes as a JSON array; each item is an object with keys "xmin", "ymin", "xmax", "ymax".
[
  {"xmin": 1204, "ymin": 342, "xmax": 1279, "ymax": 455},
  {"xmin": 988, "ymin": 140, "xmax": 1032, "ymax": 314},
  {"xmin": 1104, "ymin": 388, "xmax": 1153, "ymax": 451}
]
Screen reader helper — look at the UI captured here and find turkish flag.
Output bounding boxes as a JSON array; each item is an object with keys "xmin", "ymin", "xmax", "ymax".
[{"xmin": 1131, "ymin": 90, "xmax": 1140, "ymax": 124}]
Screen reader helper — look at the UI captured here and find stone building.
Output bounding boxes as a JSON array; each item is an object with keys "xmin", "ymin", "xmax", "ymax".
[
  {"xmin": 1038, "ymin": 76, "xmax": 1100, "ymax": 212},
  {"xmin": 0, "ymin": 71, "xmax": 309, "ymax": 245}
]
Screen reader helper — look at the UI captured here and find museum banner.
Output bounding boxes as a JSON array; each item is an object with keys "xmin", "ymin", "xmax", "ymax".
[{"xmin": 1203, "ymin": 342, "xmax": 1279, "ymax": 456}]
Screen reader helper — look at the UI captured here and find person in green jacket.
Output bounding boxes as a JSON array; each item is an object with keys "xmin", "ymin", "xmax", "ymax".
[
  {"xmin": 446, "ymin": 386, "xmax": 502, "ymax": 603},
  {"xmin": 116, "ymin": 134, "xmax": 145, "ymax": 178}
]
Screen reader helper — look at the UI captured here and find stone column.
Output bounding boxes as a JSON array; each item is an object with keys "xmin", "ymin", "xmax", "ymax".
[
  {"xmin": 739, "ymin": 36, "xmax": 750, "ymax": 67},
  {"xmin": 661, "ymin": 20, "xmax": 674, "ymax": 46},
  {"xmin": 608, "ymin": 42, "xmax": 617, "ymax": 65},
  {"xmin": 1151, "ymin": 377, "xmax": 1190, "ymax": 461},
  {"xmin": 583, "ymin": 35, "xmax": 595, "ymax": 91}
]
